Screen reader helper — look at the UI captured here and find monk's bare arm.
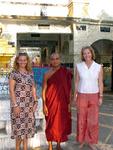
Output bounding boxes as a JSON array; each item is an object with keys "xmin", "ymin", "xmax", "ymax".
[
  {"xmin": 42, "ymin": 73, "xmax": 47, "ymax": 104},
  {"xmin": 42, "ymin": 73, "xmax": 48, "ymax": 116}
]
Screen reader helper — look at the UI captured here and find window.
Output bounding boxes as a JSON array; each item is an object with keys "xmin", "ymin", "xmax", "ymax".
[
  {"xmin": 100, "ymin": 27, "xmax": 110, "ymax": 32},
  {"xmin": 76, "ymin": 25, "xmax": 86, "ymax": 31},
  {"xmin": 40, "ymin": 5, "xmax": 47, "ymax": 16},
  {"xmin": 38, "ymin": 24, "xmax": 50, "ymax": 29}
]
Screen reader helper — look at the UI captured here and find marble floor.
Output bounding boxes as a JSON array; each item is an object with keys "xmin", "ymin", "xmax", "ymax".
[
  {"xmin": 33, "ymin": 94, "xmax": 113, "ymax": 150},
  {"xmin": 1, "ymin": 94, "xmax": 113, "ymax": 150}
]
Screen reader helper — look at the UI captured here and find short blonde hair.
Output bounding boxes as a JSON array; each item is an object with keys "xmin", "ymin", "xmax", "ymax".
[
  {"xmin": 13, "ymin": 52, "xmax": 32, "ymax": 72},
  {"xmin": 81, "ymin": 46, "xmax": 95, "ymax": 61}
]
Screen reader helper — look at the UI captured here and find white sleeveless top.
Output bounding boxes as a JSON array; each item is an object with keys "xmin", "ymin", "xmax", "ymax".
[{"xmin": 76, "ymin": 61, "xmax": 101, "ymax": 93}]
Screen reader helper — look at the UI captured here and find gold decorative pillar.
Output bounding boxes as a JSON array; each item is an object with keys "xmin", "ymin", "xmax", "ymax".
[{"xmin": 68, "ymin": 0, "xmax": 89, "ymax": 18}]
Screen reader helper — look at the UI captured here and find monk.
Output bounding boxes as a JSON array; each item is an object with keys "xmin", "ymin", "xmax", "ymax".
[{"xmin": 42, "ymin": 53, "xmax": 73, "ymax": 150}]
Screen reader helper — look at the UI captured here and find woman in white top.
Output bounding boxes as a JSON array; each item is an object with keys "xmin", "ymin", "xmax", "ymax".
[{"xmin": 75, "ymin": 46, "xmax": 103, "ymax": 150}]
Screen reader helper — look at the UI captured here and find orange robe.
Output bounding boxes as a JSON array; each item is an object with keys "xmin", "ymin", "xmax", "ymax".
[{"xmin": 45, "ymin": 67, "xmax": 72, "ymax": 142}]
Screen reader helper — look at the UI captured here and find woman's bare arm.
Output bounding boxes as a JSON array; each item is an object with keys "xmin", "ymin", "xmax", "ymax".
[
  {"xmin": 74, "ymin": 66, "xmax": 80, "ymax": 100},
  {"xmin": 98, "ymin": 66, "xmax": 103, "ymax": 94},
  {"xmin": 98, "ymin": 66, "xmax": 104, "ymax": 105},
  {"xmin": 9, "ymin": 78, "xmax": 17, "ymax": 106},
  {"xmin": 32, "ymin": 83, "xmax": 37, "ymax": 102}
]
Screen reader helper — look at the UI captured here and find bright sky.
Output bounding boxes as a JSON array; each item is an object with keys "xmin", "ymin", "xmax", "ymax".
[
  {"xmin": 1, "ymin": 0, "xmax": 113, "ymax": 19},
  {"xmin": 89, "ymin": 0, "xmax": 113, "ymax": 19},
  {"xmin": 1, "ymin": 0, "xmax": 69, "ymax": 4}
]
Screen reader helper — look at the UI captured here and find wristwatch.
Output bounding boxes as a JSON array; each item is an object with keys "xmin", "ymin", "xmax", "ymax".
[{"xmin": 34, "ymin": 101, "xmax": 38, "ymax": 104}]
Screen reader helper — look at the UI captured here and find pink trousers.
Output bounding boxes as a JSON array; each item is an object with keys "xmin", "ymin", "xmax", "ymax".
[{"xmin": 76, "ymin": 93, "xmax": 99, "ymax": 144}]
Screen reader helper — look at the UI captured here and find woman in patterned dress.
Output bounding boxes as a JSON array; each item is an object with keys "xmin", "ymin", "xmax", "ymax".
[{"xmin": 9, "ymin": 52, "xmax": 38, "ymax": 150}]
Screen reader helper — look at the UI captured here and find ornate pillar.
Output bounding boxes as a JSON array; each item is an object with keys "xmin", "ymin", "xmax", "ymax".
[{"xmin": 68, "ymin": 0, "xmax": 89, "ymax": 18}]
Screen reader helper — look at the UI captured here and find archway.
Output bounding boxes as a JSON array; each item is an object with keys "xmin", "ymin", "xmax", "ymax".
[{"xmin": 91, "ymin": 39, "xmax": 113, "ymax": 91}]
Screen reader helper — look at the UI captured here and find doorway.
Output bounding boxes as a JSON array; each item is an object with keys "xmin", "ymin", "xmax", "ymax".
[
  {"xmin": 91, "ymin": 39, "xmax": 113, "ymax": 91},
  {"xmin": 17, "ymin": 33, "xmax": 72, "ymax": 66}
]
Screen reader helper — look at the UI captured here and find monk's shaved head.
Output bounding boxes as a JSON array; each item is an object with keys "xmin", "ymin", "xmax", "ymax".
[
  {"xmin": 50, "ymin": 52, "xmax": 61, "ymax": 67},
  {"xmin": 50, "ymin": 52, "xmax": 60, "ymax": 59}
]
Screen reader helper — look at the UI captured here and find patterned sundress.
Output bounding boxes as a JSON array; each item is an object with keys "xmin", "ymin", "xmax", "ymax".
[{"xmin": 9, "ymin": 71, "xmax": 35, "ymax": 139}]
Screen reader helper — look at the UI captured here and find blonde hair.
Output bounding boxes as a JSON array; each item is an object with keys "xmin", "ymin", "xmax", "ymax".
[
  {"xmin": 81, "ymin": 46, "xmax": 95, "ymax": 61},
  {"xmin": 13, "ymin": 52, "xmax": 32, "ymax": 72}
]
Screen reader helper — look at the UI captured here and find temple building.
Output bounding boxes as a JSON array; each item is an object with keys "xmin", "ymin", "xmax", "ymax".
[
  {"xmin": 0, "ymin": 0, "xmax": 113, "ymax": 149},
  {"xmin": 0, "ymin": 0, "xmax": 113, "ymax": 90}
]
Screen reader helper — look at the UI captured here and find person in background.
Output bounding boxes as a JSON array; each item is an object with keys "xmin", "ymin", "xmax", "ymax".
[
  {"xmin": 9, "ymin": 52, "xmax": 38, "ymax": 150},
  {"xmin": 42, "ymin": 53, "xmax": 73, "ymax": 150},
  {"xmin": 32, "ymin": 55, "xmax": 42, "ymax": 67},
  {"xmin": 74, "ymin": 46, "xmax": 103, "ymax": 150}
]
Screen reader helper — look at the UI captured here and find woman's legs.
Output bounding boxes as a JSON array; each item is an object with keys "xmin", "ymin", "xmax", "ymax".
[
  {"xmin": 86, "ymin": 95, "xmax": 99, "ymax": 144},
  {"xmin": 76, "ymin": 94, "xmax": 88, "ymax": 146},
  {"xmin": 86, "ymin": 94, "xmax": 99, "ymax": 150},
  {"xmin": 16, "ymin": 137, "xmax": 28, "ymax": 150},
  {"xmin": 23, "ymin": 138, "xmax": 28, "ymax": 150},
  {"xmin": 77, "ymin": 93, "xmax": 99, "ymax": 148},
  {"xmin": 16, "ymin": 138, "xmax": 22, "ymax": 150}
]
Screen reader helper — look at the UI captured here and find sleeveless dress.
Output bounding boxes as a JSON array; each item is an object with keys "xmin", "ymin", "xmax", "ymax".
[{"xmin": 9, "ymin": 71, "xmax": 35, "ymax": 139}]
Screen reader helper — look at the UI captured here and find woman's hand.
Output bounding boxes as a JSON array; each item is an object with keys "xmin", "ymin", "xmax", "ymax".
[
  {"xmin": 33, "ymin": 102, "xmax": 38, "ymax": 112},
  {"xmin": 43, "ymin": 103, "xmax": 48, "ymax": 116},
  {"xmin": 99, "ymin": 97, "xmax": 103, "ymax": 106},
  {"xmin": 13, "ymin": 106, "xmax": 21, "ymax": 117},
  {"xmin": 74, "ymin": 93, "xmax": 78, "ymax": 106}
]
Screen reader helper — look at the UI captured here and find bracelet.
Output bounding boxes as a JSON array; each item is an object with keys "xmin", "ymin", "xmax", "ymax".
[
  {"xmin": 99, "ymin": 94, "xmax": 103, "ymax": 97},
  {"xmin": 12, "ymin": 103, "xmax": 18, "ymax": 107},
  {"xmin": 75, "ymin": 94, "xmax": 78, "ymax": 97},
  {"xmin": 34, "ymin": 101, "xmax": 38, "ymax": 104}
]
